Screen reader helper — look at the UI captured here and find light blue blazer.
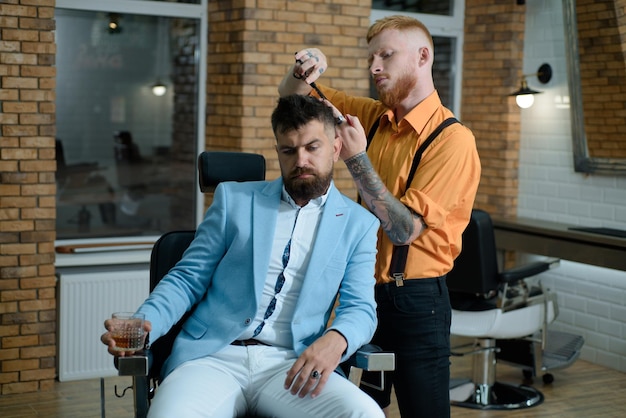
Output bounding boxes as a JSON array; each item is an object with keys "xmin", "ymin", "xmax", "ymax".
[{"xmin": 137, "ymin": 178, "xmax": 380, "ymax": 379}]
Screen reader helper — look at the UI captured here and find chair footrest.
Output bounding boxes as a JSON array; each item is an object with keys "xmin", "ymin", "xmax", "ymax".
[{"xmin": 542, "ymin": 331, "xmax": 584, "ymax": 371}]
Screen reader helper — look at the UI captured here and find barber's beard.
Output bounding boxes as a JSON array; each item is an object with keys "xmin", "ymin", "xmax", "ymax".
[
  {"xmin": 284, "ymin": 168, "xmax": 333, "ymax": 204},
  {"xmin": 377, "ymin": 71, "xmax": 417, "ymax": 110}
]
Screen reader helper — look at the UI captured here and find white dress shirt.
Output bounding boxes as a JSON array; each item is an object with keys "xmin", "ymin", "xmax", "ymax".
[{"xmin": 238, "ymin": 184, "xmax": 330, "ymax": 347}]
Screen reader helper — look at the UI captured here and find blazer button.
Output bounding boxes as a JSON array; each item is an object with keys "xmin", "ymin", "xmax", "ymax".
[{"xmin": 244, "ymin": 318, "xmax": 251, "ymax": 325}]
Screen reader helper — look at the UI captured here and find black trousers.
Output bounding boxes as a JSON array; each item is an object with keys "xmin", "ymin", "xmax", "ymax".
[{"xmin": 361, "ymin": 277, "xmax": 451, "ymax": 418}]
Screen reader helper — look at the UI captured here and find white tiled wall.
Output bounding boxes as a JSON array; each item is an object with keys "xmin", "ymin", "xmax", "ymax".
[{"xmin": 518, "ymin": 0, "xmax": 626, "ymax": 372}]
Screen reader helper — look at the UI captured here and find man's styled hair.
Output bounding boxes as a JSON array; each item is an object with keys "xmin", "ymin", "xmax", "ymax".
[
  {"xmin": 366, "ymin": 14, "xmax": 434, "ymax": 49},
  {"xmin": 271, "ymin": 94, "xmax": 336, "ymax": 136}
]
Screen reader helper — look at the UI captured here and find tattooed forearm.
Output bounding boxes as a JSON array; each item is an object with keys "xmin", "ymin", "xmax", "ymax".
[
  {"xmin": 344, "ymin": 152, "xmax": 384, "ymax": 196},
  {"xmin": 345, "ymin": 152, "xmax": 416, "ymax": 245}
]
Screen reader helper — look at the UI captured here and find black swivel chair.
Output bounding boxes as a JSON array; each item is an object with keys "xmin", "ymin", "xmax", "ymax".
[
  {"xmin": 116, "ymin": 151, "xmax": 394, "ymax": 418},
  {"xmin": 446, "ymin": 209, "xmax": 575, "ymax": 410}
]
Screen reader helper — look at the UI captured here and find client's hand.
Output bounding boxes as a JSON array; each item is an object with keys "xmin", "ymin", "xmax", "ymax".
[{"xmin": 283, "ymin": 330, "xmax": 347, "ymax": 399}]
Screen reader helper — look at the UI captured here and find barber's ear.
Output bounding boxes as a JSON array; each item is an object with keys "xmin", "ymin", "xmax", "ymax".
[{"xmin": 418, "ymin": 46, "xmax": 431, "ymax": 66}]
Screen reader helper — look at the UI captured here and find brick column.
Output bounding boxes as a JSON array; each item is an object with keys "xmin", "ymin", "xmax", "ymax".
[
  {"xmin": 462, "ymin": 0, "xmax": 526, "ymax": 217},
  {"xmin": 205, "ymin": 0, "xmax": 371, "ymax": 198},
  {"xmin": 0, "ymin": 0, "xmax": 57, "ymax": 394}
]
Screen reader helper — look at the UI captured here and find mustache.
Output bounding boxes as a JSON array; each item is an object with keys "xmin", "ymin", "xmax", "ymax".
[{"xmin": 290, "ymin": 168, "xmax": 315, "ymax": 177}]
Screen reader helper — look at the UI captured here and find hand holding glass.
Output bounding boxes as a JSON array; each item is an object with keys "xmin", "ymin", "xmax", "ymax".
[{"xmin": 110, "ymin": 312, "xmax": 145, "ymax": 352}]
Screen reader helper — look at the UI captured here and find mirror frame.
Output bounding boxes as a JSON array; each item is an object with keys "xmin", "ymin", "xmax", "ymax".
[{"xmin": 562, "ymin": 0, "xmax": 626, "ymax": 175}]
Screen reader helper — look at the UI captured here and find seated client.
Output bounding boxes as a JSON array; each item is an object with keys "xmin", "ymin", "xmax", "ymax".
[{"xmin": 101, "ymin": 94, "xmax": 384, "ymax": 418}]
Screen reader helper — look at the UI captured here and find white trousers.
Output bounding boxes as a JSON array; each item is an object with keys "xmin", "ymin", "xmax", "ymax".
[{"xmin": 147, "ymin": 344, "xmax": 384, "ymax": 418}]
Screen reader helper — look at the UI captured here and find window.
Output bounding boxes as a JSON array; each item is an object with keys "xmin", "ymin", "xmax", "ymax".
[
  {"xmin": 132, "ymin": 0, "xmax": 201, "ymax": 3},
  {"xmin": 371, "ymin": 0, "xmax": 465, "ymax": 114},
  {"xmin": 55, "ymin": 0, "xmax": 207, "ymax": 240},
  {"xmin": 372, "ymin": 0, "xmax": 454, "ymax": 16}
]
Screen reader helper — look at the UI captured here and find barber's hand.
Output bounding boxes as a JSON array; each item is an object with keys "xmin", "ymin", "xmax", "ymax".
[
  {"xmin": 323, "ymin": 100, "xmax": 367, "ymax": 160},
  {"xmin": 292, "ymin": 48, "xmax": 328, "ymax": 85},
  {"xmin": 336, "ymin": 114, "xmax": 368, "ymax": 160},
  {"xmin": 100, "ymin": 319, "xmax": 152, "ymax": 357},
  {"xmin": 284, "ymin": 330, "xmax": 347, "ymax": 399}
]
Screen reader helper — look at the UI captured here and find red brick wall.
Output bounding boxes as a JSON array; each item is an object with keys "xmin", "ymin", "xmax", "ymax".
[
  {"xmin": 0, "ymin": 0, "xmax": 57, "ymax": 394},
  {"xmin": 462, "ymin": 0, "xmax": 526, "ymax": 217}
]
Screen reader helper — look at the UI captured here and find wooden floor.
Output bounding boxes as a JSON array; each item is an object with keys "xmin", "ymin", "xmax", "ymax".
[
  {"xmin": 0, "ymin": 354, "xmax": 625, "ymax": 418},
  {"xmin": 390, "ymin": 354, "xmax": 626, "ymax": 418},
  {"xmin": 0, "ymin": 376, "xmax": 135, "ymax": 418}
]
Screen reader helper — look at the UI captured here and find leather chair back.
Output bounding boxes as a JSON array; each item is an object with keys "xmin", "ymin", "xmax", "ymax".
[
  {"xmin": 446, "ymin": 209, "xmax": 500, "ymax": 299},
  {"xmin": 148, "ymin": 230, "xmax": 196, "ymax": 382},
  {"xmin": 148, "ymin": 151, "xmax": 266, "ymax": 382}
]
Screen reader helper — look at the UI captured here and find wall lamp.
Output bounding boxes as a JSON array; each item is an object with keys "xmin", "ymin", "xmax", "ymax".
[
  {"xmin": 509, "ymin": 63, "xmax": 552, "ymax": 109},
  {"xmin": 151, "ymin": 80, "xmax": 167, "ymax": 96}
]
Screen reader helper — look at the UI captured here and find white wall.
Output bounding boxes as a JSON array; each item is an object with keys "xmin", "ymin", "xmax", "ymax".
[{"xmin": 519, "ymin": 0, "xmax": 626, "ymax": 372}]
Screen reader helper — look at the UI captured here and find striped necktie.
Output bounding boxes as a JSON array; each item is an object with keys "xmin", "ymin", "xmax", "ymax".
[{"xmin": 252, "ymin": 238, "xmax": 291, "ymax": 337}]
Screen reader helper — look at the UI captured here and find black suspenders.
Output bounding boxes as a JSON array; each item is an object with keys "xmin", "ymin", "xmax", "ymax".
[{"xmin": 365, "ymin": 117, "xmax": 460, "ymax": 286}]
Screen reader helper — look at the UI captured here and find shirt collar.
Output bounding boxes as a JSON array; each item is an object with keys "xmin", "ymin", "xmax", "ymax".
[{"xmin": 380, "ymin": 90, "xmax": 442, "ymax": 136}]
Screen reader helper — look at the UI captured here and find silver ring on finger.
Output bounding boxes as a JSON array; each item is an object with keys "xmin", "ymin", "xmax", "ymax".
[
  {"xmin": 335, "ymin": 115, "xmax": 346, "ymax": 126},
  {"xmin": 310, "ymin": 370, "xmax": 321, "ymax": 380}
]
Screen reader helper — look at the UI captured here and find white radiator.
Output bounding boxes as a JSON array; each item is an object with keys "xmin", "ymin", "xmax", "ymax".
[{"xmin": 58, "ymin": 267, "xmax": 149, "ymax": 381}]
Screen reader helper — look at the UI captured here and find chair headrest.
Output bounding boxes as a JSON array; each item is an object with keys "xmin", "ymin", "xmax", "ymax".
[{"xmin": 198, "ymin": 151, "xmax": 266, "ymax": 192}]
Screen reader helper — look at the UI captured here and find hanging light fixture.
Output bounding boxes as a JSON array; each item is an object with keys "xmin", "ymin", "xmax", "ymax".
[
  {"xmin": 509, "ymin": 63, "xmax": 552, "ymax": 109},
  {"xmin": 107, "ymin": 13, "xmax": 122, "ymax": 34},
  {"xmin": 151, "ymin": 18, "xmax": 168, "ymax": 97}
]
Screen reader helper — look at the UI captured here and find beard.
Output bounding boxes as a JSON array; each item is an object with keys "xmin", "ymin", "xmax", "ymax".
[
  {"xmin": 284, "ymin": 168, "xmax": 333, "ymax": 204},
  {"xmin": 377, "ymin": 70, "xmax": 417, "ymax": 110}
]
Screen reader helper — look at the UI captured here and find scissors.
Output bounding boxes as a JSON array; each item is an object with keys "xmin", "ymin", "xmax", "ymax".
[
  {"xmin": 293, "ymin": 58, "xmax": 328, "ymax": 101},
  {"xmin": 293, "ymin": 60, "xmax": 345, "ymax": 124}
]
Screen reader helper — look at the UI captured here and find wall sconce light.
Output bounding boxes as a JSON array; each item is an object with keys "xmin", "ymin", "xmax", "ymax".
[
  {"xmin": 509, "ymin": 63, "xmax": 552, "ymax": 109},
  {"xmin": 151, "ymin": 80, "xmax": 167, "ymax": 96},
  {"xmin": 108, "ymin": 13, "xmax": 122, "ymax": 34}
]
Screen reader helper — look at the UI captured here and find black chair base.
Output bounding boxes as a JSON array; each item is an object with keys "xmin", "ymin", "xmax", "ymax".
[{"xmin": 451, "ymin": 381, "xmax": 544, "ymax": 410}]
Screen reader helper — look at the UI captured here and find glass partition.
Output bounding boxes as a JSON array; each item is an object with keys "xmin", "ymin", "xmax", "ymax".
[{"xmin": 55, "ymin": 9, "xmax": 201, "ymax": 239}]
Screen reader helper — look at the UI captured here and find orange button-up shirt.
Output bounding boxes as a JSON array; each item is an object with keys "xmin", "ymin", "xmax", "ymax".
[{"xmin": 320, "ymin": 86, "xmax": 481, "ymax": 283}]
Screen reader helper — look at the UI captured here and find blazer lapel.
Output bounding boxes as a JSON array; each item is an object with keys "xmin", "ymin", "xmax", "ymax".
[
  {"xmin": 301, "ymin": 185, "xmax": 349, "ymax": 287},
  {"xmin": 252, "ymin": 179, "xmax": 282, "ymax": 295}
]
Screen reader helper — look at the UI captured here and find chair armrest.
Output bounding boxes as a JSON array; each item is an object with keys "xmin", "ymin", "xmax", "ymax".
[
  {"xmin": 114, "ymin": 351, "xmax": 153, "ymax": 418},
  {"xmin": 114, "ymin": 344, "xmax": 396, "ymax": 376},
  {"xmin": 349, "ymin": 344, "xmax": 395, "ymax": 372},
  {"xmin": 115, "ymin": 349, "xmax": 152, "ymax": 377},
  {"xmin": 499, "ymin": 258, "xmax": 560, "ymax": 284},
  {"xmin": 344, "ymin": 344, "xmax": 395, "ymax": 390}
]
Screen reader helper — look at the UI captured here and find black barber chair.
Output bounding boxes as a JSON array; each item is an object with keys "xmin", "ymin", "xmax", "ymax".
[
  {"xmin": 447, "ymin": 209, "xmax": 561, "ymax": 410},
  {"xmin": 115, "ymin": 151, "xmax": 394, "ymax": 418}
]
